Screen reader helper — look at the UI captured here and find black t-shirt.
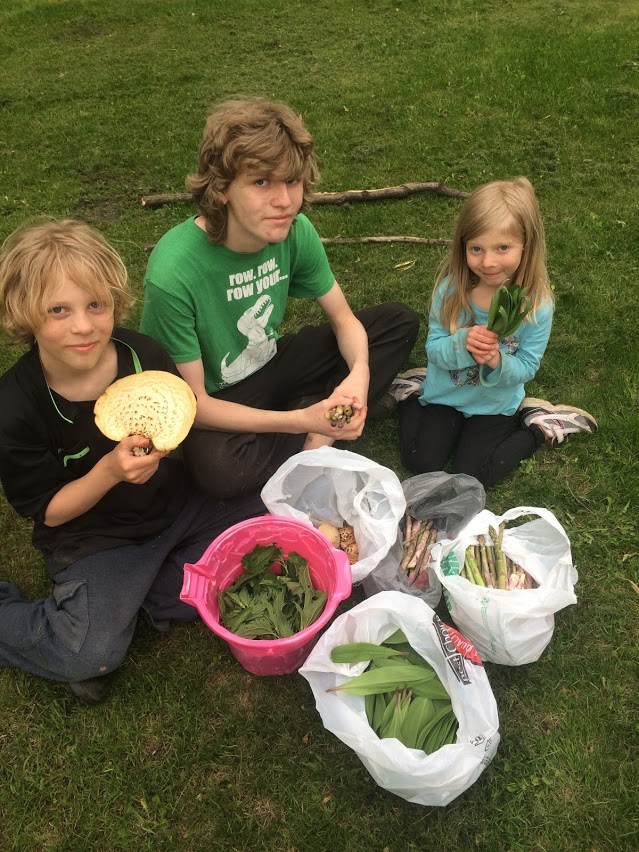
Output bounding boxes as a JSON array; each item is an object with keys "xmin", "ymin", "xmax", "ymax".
[{"xmin": 0, "ymin": 327, "xmax": 190, "ymax": 576}]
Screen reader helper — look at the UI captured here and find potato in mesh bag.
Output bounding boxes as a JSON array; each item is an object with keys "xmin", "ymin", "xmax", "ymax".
[{"xmin": 94, "ymin": 370, "xmax": 196, "ymax": 452}]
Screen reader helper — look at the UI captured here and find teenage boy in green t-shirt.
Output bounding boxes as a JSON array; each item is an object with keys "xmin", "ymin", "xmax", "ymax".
[{"xmin": 140, "ymin": 97, "xmax": 419, "ymax": 499}]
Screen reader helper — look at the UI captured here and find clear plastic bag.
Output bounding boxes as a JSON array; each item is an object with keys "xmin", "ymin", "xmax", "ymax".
[
  {"xmin": 430, "ymin": 506, "xmax": 578, "ymax": 665},
  {"xmin": 261, "ymin": 446, "xmax": 406, "ymax": 583},
  {"xmin": 362, "ymin": 472, "xmax": 485, "ymax": 607},
  {"xmin": 299, "ymin": 591, "xmax": 500, "ymax": 806}
]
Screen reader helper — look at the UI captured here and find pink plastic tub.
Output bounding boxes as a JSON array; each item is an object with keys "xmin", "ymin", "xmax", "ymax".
[{"xmin": 181, "ymin": 515, "xmax": 352, "ymax": 675}]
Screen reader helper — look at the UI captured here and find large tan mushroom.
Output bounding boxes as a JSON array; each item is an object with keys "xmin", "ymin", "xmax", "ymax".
[{"xmin": 94, "ymin": 370, "xmax": 197, "ymax": 453}]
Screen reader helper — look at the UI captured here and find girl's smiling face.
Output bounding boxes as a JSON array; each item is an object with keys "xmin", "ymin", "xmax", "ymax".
[{"xmin": 465, "ymin": 227, "xmax": 524, "ymax": 289}]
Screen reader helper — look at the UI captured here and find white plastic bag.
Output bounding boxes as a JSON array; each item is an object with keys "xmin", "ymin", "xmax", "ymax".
[
  {"xmin": 430, "ymin": 506, "xmax": 578, "ymax": 665},
  {"xmin": 299, "ymin": 591, "xmax": 500, "ymax": 806},
  {"xmin": 261, "ymin": 447, "xmax": 405, "ymax": 583}
]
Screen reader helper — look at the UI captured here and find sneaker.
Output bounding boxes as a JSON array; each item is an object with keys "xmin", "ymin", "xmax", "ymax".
[
  {"xmin": 69, "ymin": 670, "xmax": 117, "ymax": 705},
  {"xmin": 386, "ymin": 367, "xmax": 427, "ymax": 403},
  {"xmin": 520, "ymin": 398, "xmax": 598, "ymax": 445}
]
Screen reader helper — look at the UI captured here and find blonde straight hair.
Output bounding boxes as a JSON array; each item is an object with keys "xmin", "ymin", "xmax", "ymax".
[
  {"xmin": 0, "ymin": 218, "xmax": 132, "ymax": 346},
  {"xmin": 434, "ymin": 177, "xmax": 554, "ymax": 333}
]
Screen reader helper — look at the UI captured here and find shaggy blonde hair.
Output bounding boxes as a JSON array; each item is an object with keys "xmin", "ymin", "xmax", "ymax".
[
  {"xmin": 434, "ymin": 177, "xmax": 554, "ymax": 333},
  {"xmin": 0, "ymin": 218, "xmax": 132, "ymax": 346},
  {"xmin": 185, "ymin": 96, "xmax": 320, "ymax": 244}
]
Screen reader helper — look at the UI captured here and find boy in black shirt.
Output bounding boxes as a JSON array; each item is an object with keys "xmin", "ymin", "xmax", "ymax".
[{"xmin": 0, "ymin": 219, "xmax": 263, "ymax": 703}]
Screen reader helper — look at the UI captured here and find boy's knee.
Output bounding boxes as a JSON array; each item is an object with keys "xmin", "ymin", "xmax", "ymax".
[
  {"xmin": 183, "ymin": 430, "xmax": 267, "ymax": 499},
  {"xmin": 64, "ymin": 656, "xmax": 121, "ymax": 683},
  {"xmin": 66, "ymin": 627, "xmax": 130, "ymax": 681},
  {"xmin": 367, "ymin": 302, "xmax": 420, "ymax": 347},
  {"xmin": 396, "ymin": 303, "xmax": 421, "ymax": 342}
]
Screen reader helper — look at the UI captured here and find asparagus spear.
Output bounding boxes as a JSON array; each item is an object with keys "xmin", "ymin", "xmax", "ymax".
[
  {"xmin": 400, "ymin": 517, "xmax": 423, "ymax": 573},
  {"xmin": 464, "ymin": 546, "xmax": 485, "ymax": 586},
  {"xmin": 407, "ymin": 521, "xmax": 434, "ymax": 583},
  {"xmin": 484, "ymin": 538, "xmax": 497, "ymax": 587},
  {"xmin": 490, "ymin": 524, "xmax": 507, "ymax": 590},
  {"xmin": 477, "ymin": 535, "xmax": 494, "ymax": 588}
]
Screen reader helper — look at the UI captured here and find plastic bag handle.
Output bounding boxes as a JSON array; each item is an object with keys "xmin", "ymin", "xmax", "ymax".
[{"xmin": 498, "ymin": 506, "xmax": 569, "ymax": 539}]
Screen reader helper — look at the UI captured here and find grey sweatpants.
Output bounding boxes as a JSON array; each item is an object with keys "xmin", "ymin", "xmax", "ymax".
[{"xmin": 0, "ymin": 490, "xmax": 264, "ymax": 682}]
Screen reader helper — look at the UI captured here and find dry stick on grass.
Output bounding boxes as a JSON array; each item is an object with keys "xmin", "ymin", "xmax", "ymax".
[
  {"xmin": 143, "ymin": 234, "xmax": 452, "ymax": 252},
  {"xmin": 139, "ymin": 181, "xmax": 470, "ymax": 208},
  {"xmin": 321, "ymin": 236, "xmax": 452, "ymax": 246},
  {"xmin": 141, "ymin": 181, "xmax": 461, "ymax": 251}
]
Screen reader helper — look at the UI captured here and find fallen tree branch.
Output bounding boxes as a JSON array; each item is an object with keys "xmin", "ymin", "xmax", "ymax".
[
  {"xmin": 140, "ymin": 181, "xmax": 469, "ymax": 208},
  {"xmin": 311, "ymin": 182, "xmax": 469, "ymax": 205},
  {"xmin": 320, "ymin": 236, "xmax": 452, "ymax": 246},
  {"xmin": 144, "ymin": 234, "xmax": 451, "ymax": 253}
]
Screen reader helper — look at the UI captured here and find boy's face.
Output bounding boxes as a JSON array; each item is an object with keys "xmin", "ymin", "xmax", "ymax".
[
  {"xmin": 220, "ymin": 169, "xmax": 304, "ymax": 253},
  {"xmin": 35, "ymin": 276, "xmax": 115, "ymax": 384}
]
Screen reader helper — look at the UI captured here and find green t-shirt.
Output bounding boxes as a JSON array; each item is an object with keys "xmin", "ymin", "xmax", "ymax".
[{"xmin": 140, "ymin": 214, "xmax": 335, "ymax": 393}]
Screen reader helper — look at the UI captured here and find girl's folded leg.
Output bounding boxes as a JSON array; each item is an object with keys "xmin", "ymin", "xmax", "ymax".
[
  {"xmin": 398, "ymin": 399, "xmax": 463, "ymax": 473},
  {"xmin": 452, "ymin": 414, "xmax": 540, "ymax": 489}
]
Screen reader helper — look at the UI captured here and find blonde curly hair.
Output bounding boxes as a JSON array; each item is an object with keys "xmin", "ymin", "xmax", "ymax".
[{"xmin": 185, "ymin": 96, "xmax": 320, "ymax": 244}]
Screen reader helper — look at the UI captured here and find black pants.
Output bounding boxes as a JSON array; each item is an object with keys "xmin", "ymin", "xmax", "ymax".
[
  {"xmin": 398, "ymin": 398, "xmax": 546, "ymax": 490},
  {"xmin": 184, "ymin": 303, "xmax": 420, "ymax": 499}
]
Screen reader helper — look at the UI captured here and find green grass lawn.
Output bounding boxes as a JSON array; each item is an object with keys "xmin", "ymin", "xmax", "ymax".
[{"xmin": 1, "ymin": 1, "xmax": 638, "ymax": 849}]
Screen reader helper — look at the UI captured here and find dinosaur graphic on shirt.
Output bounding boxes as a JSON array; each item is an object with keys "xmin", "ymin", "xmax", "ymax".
[{"xmin": 220, "ymin": 295, "xmax": 276, "ymax": 385}]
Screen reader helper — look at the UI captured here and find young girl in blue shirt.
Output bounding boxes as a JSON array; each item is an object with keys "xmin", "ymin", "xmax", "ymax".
[{"xmin": 393, "ymin": 177, "xmax": 597, "ymax": 489}]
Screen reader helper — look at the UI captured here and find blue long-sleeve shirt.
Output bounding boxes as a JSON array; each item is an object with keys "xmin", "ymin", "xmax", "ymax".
[{"xmin": 418, "ymin": 278, "xmax": 553, "ymax": 417}]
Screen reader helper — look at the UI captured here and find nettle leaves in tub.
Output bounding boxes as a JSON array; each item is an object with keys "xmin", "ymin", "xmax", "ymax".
[{"xmin": 217, "ymin": 544, "xmax": 327, "ymax": 639}]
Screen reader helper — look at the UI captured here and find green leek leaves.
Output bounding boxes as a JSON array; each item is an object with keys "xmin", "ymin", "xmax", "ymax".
[{"xmin": 486, "ymin": 284, "xmax": 531, "ymax": 337}]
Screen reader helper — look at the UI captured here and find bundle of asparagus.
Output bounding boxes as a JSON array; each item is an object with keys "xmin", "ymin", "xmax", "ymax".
[
  {"xmin": 461, "ymin": 523, "xmax": 536, "ymax": 590},
  {"xmin": 328, "ymin": 631, "xmax": 458, "ymax": 754},
  {"xmin": 400, "ymin": 512, "xmax": 438, "ymax": 588}
]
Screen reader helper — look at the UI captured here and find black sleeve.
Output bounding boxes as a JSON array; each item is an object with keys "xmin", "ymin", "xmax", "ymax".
[{"xmin": 0, "ymin": 369, "xmax": 69, "ymax": 522}]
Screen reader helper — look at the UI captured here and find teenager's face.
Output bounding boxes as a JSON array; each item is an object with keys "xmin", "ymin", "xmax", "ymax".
[
  {"xmin": 465, "ymin": 228, "xmax": 524, "ymax": 289},
  {"xmin": 35, "ymin": 276, "xmax": 115, "ymax": 381},
  {"xmin": 220, "ymin": 169, "xmax": 304, "ymax": 252}
]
